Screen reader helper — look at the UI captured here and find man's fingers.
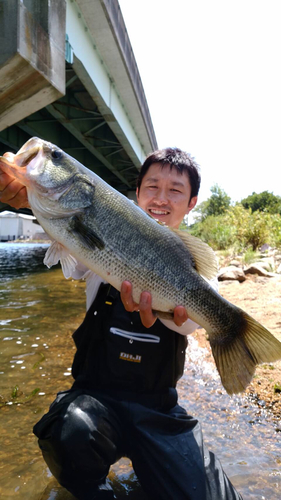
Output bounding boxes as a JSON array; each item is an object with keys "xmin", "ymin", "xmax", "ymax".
[
  {"xmin": 173, "ymin": 306, "xmax": 188, "ymax": 327},
  {"xmin": 4, "ymin": 185, "xmax": 29, "ymax": 209},
  {"xmin": 139, "ymin": 291, "xmax": 157, "ymax": 328},
  {"xmin": 120, "ymin": 283, "xmax": 156, "ymax": 328},
  {"xmin": 120, "ymin": 281, "xmax": 138, "ymax": 312},
  {"xmin": 120, "ymin": 282, "xmax": 187, "ymax": 329},
  {"xmin": 0, "ymin": 173, "xmax": 29, "ymax": 209}
]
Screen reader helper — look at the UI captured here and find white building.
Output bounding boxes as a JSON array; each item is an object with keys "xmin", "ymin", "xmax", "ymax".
[{"xmin": 0, "ymin": 211, "xmax": 46, "ymax": 241}]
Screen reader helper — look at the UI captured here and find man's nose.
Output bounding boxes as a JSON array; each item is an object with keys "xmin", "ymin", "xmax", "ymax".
[{"xmin": 153, "ymin": 189, "xmax": 168, "ymax": 204}]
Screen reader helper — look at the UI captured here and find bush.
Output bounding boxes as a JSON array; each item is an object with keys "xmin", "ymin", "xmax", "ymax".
[
  {"xmin": 190, "ymin": 215, "xmax": 236, "ymax": 250},
  {"xmin": 242, "ymin": 248, "xmax": 260, "ymax": 265},
  {"xmin": 224, "ymin": 205, "xmax": 272, "ymax": 250},
  {"xmin": 190, "ymin": 205, "xmax": 281, "ymax": 251}
]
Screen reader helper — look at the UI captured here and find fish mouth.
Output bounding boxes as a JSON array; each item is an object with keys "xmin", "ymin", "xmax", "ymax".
[
  {"xmin": 17, "ymin": 137, "xmax": 43, "ymax": 155},
  {"xmin": 15, "ymin": 137, "xmax": 43, "ymax": 168},
  {"xmin": 12, "ymin": 147, "xmax": 40, "ymax": 168},
  {"xmin": 1, "ymin": 137, "xmax": 42, "ymax": 169}
]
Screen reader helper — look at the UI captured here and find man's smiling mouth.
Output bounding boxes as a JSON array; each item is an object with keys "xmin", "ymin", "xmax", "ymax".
[{"xmin": 149, "ymin": 209, "xmax": 170, "ymax": 216}]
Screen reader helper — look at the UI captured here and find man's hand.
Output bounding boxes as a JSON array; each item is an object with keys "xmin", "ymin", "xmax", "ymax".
[
  {"xmin": 120, "ymin": 281, "xmax": 188, "ymax": 329},
  {"xmin": 0, "ymin": 169, "xmax": 29, "ymax": 209}
]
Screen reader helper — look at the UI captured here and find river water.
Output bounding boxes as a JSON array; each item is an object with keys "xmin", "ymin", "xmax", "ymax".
[{"xmin": 0, "ymin": 243, "xmax": 280, "ymax": 500}]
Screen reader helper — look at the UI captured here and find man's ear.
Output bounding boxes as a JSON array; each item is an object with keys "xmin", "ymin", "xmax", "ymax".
[
  {"xmin": 136, "ymin": 187, "xmax": 139, "ymax": 202},
  {"xmin": 187, "ymin": 196, "xmax": 197, "ymax": 214}
]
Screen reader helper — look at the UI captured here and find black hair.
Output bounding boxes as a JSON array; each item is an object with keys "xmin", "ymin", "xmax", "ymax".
[{"xmin": 137, "ymin": 147, "xmax": 201, "ymax": 199}]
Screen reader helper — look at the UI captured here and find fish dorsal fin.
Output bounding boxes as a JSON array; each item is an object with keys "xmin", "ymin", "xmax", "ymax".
[
  {"xmin": 172, "ymin": 229, "xmax": 218, "ymax": 280},
  {"xmin": 43, "ymin": 241, "xmax": 78, "ymax": 279}
]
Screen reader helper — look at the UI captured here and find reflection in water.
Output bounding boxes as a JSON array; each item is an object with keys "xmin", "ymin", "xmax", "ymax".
[{"xmin": 0, "ymin": 243, "xmax": 280, "ymax": 499}]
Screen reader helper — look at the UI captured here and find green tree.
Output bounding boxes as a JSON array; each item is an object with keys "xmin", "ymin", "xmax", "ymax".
[
  {"xmin": 194, "ymin": 184, "xmax": 231, "ymax": 221},
  {"xmin": 241, "ymin": 191, "xmax": 281, "ymax": 214}
]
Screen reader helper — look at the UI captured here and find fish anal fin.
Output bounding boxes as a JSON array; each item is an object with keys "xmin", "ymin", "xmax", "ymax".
[
  {"xmin": 43, "ymin": 241, "xmax": 78, "ymax": 279},
  {"xmin": 209, "ymin": 311, "xmax": 281, "ymax": 395},
  {"xmin": 172, "ymin": 230, "xmax": 218, "ymax": 280},
  {"xmin": 69, "ymin": 215, "xmax": 104, "ymax": 251}
]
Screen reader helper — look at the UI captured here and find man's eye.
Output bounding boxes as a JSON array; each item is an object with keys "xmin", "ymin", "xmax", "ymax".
[{"xmin": 171, "ymin": 189, "xmax": 181, "ymax": 193}]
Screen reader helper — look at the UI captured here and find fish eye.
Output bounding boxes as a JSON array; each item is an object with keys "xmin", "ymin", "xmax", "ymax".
[{"xmin": 51, "ymin": 149, "xmax": 62, "ymax": 160}]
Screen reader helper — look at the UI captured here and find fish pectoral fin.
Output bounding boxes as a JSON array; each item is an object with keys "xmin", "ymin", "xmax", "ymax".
[
  {"xmin": 59, "ymin": 174, "xmax": 94, "ymax": 209},
  {"xmin": 172, "ymin": 229, "xmax": 218, "ymax": 280},
  {"xmin": 209, "ymin": 311, "xmax": 281, "ymax": 395},
  {"xmin": 43, "ymin": 241, "xmax": 78, "ymax": 278},
  {"xmin": 69, "ymin": 215, "xmax": 105, "ymax": 251}
]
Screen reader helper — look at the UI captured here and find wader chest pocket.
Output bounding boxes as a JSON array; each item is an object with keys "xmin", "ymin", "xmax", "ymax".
[
  {"xmin": 102, "ymin": 327, "xmax": 162, "ymax": 391},
  {"xmin": 110, "ymin": 328, "xmax": 160, "ymax": 344}
]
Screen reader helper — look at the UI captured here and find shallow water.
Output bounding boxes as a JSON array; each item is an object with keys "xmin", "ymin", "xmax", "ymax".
[{"xmin": 0, "ymin": 243, "xmax": 280, "ymax": 499}]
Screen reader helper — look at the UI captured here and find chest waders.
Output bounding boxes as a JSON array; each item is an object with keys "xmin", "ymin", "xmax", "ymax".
[
  {"xmin": 72, "ymin": 284, "xmax": 187, "ymax": 399},
  {"xmin": 33, "ymin": 285, "xmax": 243, "ymax": 500}
]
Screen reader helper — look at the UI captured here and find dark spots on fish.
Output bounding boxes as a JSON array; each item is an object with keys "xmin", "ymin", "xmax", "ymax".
[{"xmin": 69, "ymin": 215, "xmax": 105, "ymax": 251}]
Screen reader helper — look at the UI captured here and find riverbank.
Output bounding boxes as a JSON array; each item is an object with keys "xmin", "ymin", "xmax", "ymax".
[{"xmin": 194, "ymin": 274, "xmax": 281, "ymax": 425}]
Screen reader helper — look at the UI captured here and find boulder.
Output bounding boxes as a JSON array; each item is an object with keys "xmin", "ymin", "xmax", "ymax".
[
  {"xmin": 229, "ymin": 259, "xmax": 241, "ymax": 267},
  {"xmin": 251, "ymin": 259, "xmax": 274, "ymax": 272},
  {"xmin": 244, "ymin": 264, "xmax": 275, "ymax": 277},
  {"xmin": 260, "ymin": 244, "xmax": 272, "ymax": 252},
  {"xmin": 218, "ymin": 266, "xmax": 246, "ymax": 282}
]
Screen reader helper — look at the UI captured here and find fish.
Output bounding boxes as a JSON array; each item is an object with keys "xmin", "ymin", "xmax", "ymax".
[{"xmin": 1, "ymin": 136, "xmax": 281, "ymax": 395}]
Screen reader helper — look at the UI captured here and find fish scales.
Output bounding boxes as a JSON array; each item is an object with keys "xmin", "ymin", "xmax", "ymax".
[{"xmin": 1, "ymin": 136, "xmax": 281, "ymax": 395}]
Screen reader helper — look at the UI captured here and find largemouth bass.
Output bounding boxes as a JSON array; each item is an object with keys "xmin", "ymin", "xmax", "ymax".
[{"xmin": 1, "ymin": 137, "xmax": 281, "ymax": 394}]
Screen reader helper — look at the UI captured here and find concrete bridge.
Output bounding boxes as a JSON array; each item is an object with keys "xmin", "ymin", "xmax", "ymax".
[{"xmin": 0, "ymin": 0, "xmax": 157, "ymax": 214}]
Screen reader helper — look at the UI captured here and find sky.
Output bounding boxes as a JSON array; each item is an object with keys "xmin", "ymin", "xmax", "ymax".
[{"xmin": 118, "ymin": 0, "xmax": 281, "ymax": 209}]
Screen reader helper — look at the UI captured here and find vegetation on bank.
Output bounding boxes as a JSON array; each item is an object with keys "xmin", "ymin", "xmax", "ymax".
[{"xmin": 187, "ymin": 186, "xmax": 281, "ymax": 252}]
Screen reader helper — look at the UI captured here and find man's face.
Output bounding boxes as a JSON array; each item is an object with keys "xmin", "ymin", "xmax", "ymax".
[{"xmin": 136, "ymin": 163, "xmax": 197, "ymax": 229}]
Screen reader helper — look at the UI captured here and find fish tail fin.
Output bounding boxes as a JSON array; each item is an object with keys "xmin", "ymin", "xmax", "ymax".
[{"xmin": 209, "ymin": 311, "xmax": 281, "ymax": 395}]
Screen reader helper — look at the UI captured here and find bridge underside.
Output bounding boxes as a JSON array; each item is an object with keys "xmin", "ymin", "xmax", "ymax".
[
  {"xmin": 0, "ymin": 62, "xmax": 142, "ymax": 215},
  {"xmin": 0, "ymin": 0, "xmax": 157, "ymax": 215}
]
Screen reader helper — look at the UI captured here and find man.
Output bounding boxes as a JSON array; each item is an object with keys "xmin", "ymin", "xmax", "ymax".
[{"xmin": 0, "ymin": 147, "xmax": 242, "ymax": 500}]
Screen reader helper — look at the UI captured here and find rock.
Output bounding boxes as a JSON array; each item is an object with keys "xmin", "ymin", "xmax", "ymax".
[
  {"xmin": 274, "ymin": 253, "xmax": 281, "ymax": 263},
  {"xmin": 244, "ymin": 264, "xmax": 275, "ymax": 277},
  {"xmin": 229, "ymin": 260, "xmax": 241, "ymax": 267},
  {"xmin": 260, "ymin": 243, "xmax": 271, "ymax": 252},
  {"xmin": 218, "ymin": 266, "xmax": 246, "ymax": 282},
  {"xmin": 252, "ymin": 258, "xmax": 274, "ymax": 272}
]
